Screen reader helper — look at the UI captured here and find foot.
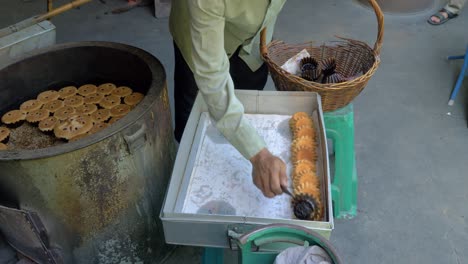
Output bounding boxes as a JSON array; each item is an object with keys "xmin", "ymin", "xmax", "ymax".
[
  {"xmin": 427, "ymin": 8, "xmax": 458, "ymax": 25},
  {"xmin": 430, "ymin": 11, "xmax": 448, "ymax": 24}
]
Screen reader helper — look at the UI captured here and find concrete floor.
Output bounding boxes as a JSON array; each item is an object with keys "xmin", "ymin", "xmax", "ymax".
[{"xmin": 2, "ymin": 0, "xmax": 468, "ymax": 263}]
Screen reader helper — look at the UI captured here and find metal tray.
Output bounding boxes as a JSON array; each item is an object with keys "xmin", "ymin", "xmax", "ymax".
[{"xmin": 161, "ymin": 91, "xmax": 333, "ymax": 248}]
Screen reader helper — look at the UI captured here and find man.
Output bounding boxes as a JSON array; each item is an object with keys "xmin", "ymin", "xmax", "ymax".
[
  {"xmin": 428, "ymin": 0, "xmax": 465, "ymax": 25},
  {"xmin": 169, "ymin": 0, "xmax": 288, "ymax": 198}
]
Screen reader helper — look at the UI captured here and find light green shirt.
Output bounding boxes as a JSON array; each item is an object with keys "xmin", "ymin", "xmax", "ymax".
[{"xmin": 169, "ymin": 0, "xmax": 287, "ymax": 159}]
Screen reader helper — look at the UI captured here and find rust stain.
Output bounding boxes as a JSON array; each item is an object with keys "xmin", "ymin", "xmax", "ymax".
[{"xmin": 54, "ymin": 137, "xmax": 140, "ymax": 238}]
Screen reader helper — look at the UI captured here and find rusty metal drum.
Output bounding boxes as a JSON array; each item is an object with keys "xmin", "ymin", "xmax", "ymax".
[{"xmin": 0, "ymin": 42, "xmax": 176, "ymax": 263}]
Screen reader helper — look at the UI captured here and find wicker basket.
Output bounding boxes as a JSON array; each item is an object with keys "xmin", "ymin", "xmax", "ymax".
[{"xmin": 260, "ymin": 0, "xmax": 384, "ymax": 112}]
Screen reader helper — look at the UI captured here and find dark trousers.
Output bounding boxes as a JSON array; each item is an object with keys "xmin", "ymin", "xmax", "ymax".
[{"xmin": 173, "ymin": 42, "xmax": 269, "ymax": 141}]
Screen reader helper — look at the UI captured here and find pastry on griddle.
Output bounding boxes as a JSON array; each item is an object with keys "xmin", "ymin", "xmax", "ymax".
[
  {"xmin": 97, "ymin": 83, "xmax": 116, "ymax": 95},
  {"xmin": 54, "ymin": 106, "xmax": 76, "ymax": 120},
  {"xmin": 37, "ymin": 90, "xmax": 60, "ymax": 103},
  {"xmin": 20, "ymin": 100, "xmax": 43, "ymax": 112},
  {"xmin": 91, "ymin": 109, "xmax": 111, "ymax": 123},
  {"xmin": 78, "ymin": 84, "xmax": 98, "ymax": 96},
  {"xmin": 110, "ymin": 104, "xmax": 131, "ymax": 117},
  {"xmin": 26, "ymin": 109, "xmax": 50, "ymax": 123},
  {"xmin": 54, "ymin": 114, "xmax": 93, "ymax": 140},
  {"xmin": 43, "ymin": 100, "xmax": 64, "ymax": 113},
  {"xmin": 38, "ymin": 116, "xmax": 58, "ymax": 132},
  {"xmin": 108, "ymin": 117, "xmax": 121, "ymax": 125},
  {"xmin": 64, "ymin": 95, "xmax": 84, "ymax": 107},
  {"xmin": 89, "ymin": 122, "xmax": 109, "ymax": 134},
  {"xmin": 100, "ymin": 95, "xmax": 121, "ymax": 109},
  {"xmin": 1, "ymin": 110, "xmax": 26, "ymax": 125},
  {"xmin": 112, "ymin": 86, "xmax": 133, "ymax": 97},
  {"xmin": 0, "ymin": 143, "xmax": 7, "ymax": 150},
  {"xmin": 68, "ymin": 133, "xmax": 89, "ymax": 142},
  {"xmin": 75, "ymin": 104, "xmax": 98, "ymax": 115},
  {"xmin": 58, "ymin": 86, "xmax": 78, "ymax": 99},
  {"xmin": 124, "ymin": 92, "xmax": 144, "ymax": 106},
  {"xmin": 84, "ymin": 93, "xmax": 104, "ymax": 104},
  {"xmin": 0, "ymin": 126, "xmax": 10, "ymax": 143}
]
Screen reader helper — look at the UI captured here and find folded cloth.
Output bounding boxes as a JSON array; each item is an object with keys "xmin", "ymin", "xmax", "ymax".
[{"xmin": 274, "ymin": 245, "xmax": 332, "ymax": 264}]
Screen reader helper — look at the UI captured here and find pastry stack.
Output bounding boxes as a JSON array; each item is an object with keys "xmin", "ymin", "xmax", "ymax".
[{"xmin": 289, "ymin": 112, "xmax": 323, "ymax": 221}]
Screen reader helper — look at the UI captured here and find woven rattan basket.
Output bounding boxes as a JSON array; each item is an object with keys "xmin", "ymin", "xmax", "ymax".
[{"xmin": 260, "ymin": 0, "xmax": 384, "ymax": 111}]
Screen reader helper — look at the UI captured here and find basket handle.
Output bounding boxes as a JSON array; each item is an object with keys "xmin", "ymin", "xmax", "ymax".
[{"xmin": 260, "ymin": 0, "xmax": 384, "ymax": 56}]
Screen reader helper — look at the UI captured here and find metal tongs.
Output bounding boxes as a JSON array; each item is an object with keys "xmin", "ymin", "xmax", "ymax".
[{"xmin": 281, "ymin": 186, "xmax": 294, "ymax": 197}]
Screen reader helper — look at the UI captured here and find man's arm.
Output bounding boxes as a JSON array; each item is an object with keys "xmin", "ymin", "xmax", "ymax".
[{"xmin": 188, "ymin": 0, "xmax": 287, "ymax": 197}]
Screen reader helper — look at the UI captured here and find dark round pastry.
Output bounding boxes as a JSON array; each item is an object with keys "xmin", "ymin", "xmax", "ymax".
[
  {"xmin": 320, "ymin": 57, "xmax": 337, "ymax": 76},
  {"xmin": 300, "ymin": 57, "xmax": 318, "ymax": 71},
  {"xmin": 302, "ymin": 69, "xmax": 322, "ymax": 82},
  {"xmin": 323, "ymin": 72, "xmax": 345, "ymax": 84},
  {"xmin": 300, "ymin": 57, "xmax": 321, "ymax": 82},
  {"xmin": 292, "ymin": 194, "xmax": 317, "ymax": 220}
]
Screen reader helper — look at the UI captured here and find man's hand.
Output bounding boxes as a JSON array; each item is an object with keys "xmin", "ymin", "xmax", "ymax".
[{"xmin": 250, "ymin": 148, "xmax": 288, "ymax": 198}]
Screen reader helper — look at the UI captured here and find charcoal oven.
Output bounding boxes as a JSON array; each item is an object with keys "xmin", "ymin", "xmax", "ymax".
[{"xmin": 0, "ymin": 42, "xmax": 176, "ymax": 263}]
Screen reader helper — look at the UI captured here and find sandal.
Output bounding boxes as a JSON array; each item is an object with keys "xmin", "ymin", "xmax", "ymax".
[{"xmin": 427, "ymin": 8, "xmax": 458, "ymax": 25}]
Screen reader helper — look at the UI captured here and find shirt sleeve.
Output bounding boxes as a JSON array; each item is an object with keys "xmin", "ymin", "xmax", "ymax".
[{"xmin": 187, "ymin": 0, "xmax": 266, "ymax": 159}]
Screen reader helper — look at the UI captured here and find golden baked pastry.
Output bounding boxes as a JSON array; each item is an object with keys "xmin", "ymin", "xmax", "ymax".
[
  {"xmin": 64, "ymin": 95, "xmax": 84, "ymax": 107},
  {"xmin": 108, "ymin": 117, "xmax": 121, "ymax": 125},
  {"xmin": 97, "ymin": 83, "xmax": 116, "ymax": 95},
  {"xmin": 89, "ymin": 122, "xmax": 109, "ymax": 134},
  {"xmin": 291, "ymin": 136, "xmax": 314, "ymax": 151},
  {"xmin": 38, "ymin": 116, "xmax": 58, "ymax": 132},
  {"xmin": 75, "ymin": 104, "xmax": 98, "ymax": 115},
  {"xmin": 58, "ymin": 86, "xmax": 78, "ymax": 99},
  {"xmin": 54, "ymin": 106, "xmax": 76, "ymax": 120},
  {"xmin": 124, "ymin": 92, "xmax": 144, "ymax": 106},
  {"xmin": 291, "ymin": 146, "xmax": 316, "ymax": 162},
  {"xmin": 290, "ymin": 111, "xmax": 322, "ymax": 221},
  {"xmin": 294, "ymin": 117, "xmax": 313, "ymax": 129},
  {"xmin": 68, "ymin": 132, "xmax": 89, "ymax": 142},
  {"xmin": 293, "ymin": 160, "xmax": 316, "ymax": 179},
  {"xmin": 54, "ymin": 114, "xmax": 93, "ymax": 140},
  {"xmin": 0, "ymin": 143, "xmax": 7, "ymax": 150},
  {"xmin": 20, "ymin": 100, "xmax": 43, "ymax": 112},
  {"xmin": 289, "ymin": 112, "xmax": 309, "ymax": 128},
  {"xmin": 2, "ymin": 110, "xmax": 26, "ymax": 125},
  {"xmin": 84, "ymin": 93, "xmax": 104, "ymax": 104},
  {"xmin": 100, "ymin": 95, "xmax": 121, "ymax": 109},
  {"xmin": 42, "ymin": 100, "xmax": 64, "ymax": 113},
  {"xmin": 293, "ymin": 171, "xmax": 319, "ymax": 188},
  {"xmin": 26, "ymin": 109, "xmax": 50, "ymax": 123},
  {"xmin": 91, "ymin": 109, "xmax": 111, "ymax": 123},
  {"xmin": 37, "ymin": 90, "xmax": 60, "ymax": 103},
  {"xmin": 294, "ymin": 126, "xmax": 316, "ymax": 139},
  {"xmin": 110, "ymin": 104, "xmax": 131, "ymax": 117},
  {"xmin": 112, "ymin": 86, "xmax": 133, "ymax": 97},
  {"xmin": 77, "ymin": 84, "xmax": 97, "ymax": 96},
  {"xmin": 0, "ymin": 126, "xmax": 10, "ymax": 142}
]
